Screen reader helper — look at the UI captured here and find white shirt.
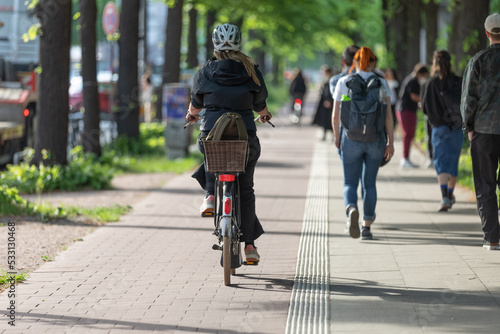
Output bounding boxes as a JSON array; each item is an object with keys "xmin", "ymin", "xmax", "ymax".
[{"xmin": 333, "ymin": 70, "xmax": 390, "ymax": 102}]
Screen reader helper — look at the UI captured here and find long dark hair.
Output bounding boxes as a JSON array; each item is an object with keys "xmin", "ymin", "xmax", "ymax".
[
  {"xmin": 214, "ymin": 50, "xmax": 261, "ymax": 86},
  {"xmin": 431, "ymin": 50, "xmax": 453, "ymax": 79}
]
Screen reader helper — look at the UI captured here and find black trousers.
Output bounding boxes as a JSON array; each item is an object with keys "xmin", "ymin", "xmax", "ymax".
[
  {"xmin": 470, "ymin": 132, "xmax": 500, "ymax": 243},
  {"xmin": 197, "ymin": 133, "xmax": 264, "ymax": 243}
]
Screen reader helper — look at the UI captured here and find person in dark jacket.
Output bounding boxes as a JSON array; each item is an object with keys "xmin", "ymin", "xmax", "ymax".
[
  {"xmin": 289, "ymin": 68, "xmax": 307, "ymax": 119},
  {"xmin": 186, "ymin": 24, "xmax": 272, "ymax": 263},
  {"xmin": 312, "ymin": 65, "xmax": 334, "ymax": 140},
  {"xmin": 396, "ymin": 63, "xmax": 429, "ymax": 168},
  {"xmin": 461, "ymin": 13, "xmax": 500, "ymax": 250},
  {"xmin": 421, "ymin": 50, "xmax": 463, "ymax": 212}
]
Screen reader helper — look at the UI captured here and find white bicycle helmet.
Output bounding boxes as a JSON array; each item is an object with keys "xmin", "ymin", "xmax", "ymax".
[{"xmin": 212, "ymin": 24, "xmax": 241, "ymax": 52}]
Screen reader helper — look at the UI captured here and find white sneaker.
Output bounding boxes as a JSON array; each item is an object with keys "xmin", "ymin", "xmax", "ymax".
[
  {"xmin": 345, "ymin": 207, "xmax": 360, "ymax": 239},
  {"xmin": 400, "ymin": 158, "xmax": 419, "ymax": 169},
  {"xmin": 200, "ymin": 195, "xmax": 215, "ymax": 217}
]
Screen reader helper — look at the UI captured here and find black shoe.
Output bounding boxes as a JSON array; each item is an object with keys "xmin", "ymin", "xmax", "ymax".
[{"xmin": 361, "ymin": 226, "xmax": 373, "ymax": 240}]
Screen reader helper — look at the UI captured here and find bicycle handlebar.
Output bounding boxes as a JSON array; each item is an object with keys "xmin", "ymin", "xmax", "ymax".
[{"xmin": 254, "ymin": 115, "xmax": 275, "ymax": 128}]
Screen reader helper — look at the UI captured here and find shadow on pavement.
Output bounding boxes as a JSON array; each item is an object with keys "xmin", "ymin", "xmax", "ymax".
[{"xmin": 10, "ymin": 312, "xmax": 262, "ymax": 334}]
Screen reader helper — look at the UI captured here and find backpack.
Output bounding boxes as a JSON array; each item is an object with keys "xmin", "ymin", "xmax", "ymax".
[
  {"xmin": 206, "ymin": 112, "xmax": 248, "ymax": 141},
  {"xmin": 440, "ymin": 76, "xmax": 463, "ymax": 130},
  {"xmin": 340, "ymin": 74, "xmax": 386, "ymax": 142}
]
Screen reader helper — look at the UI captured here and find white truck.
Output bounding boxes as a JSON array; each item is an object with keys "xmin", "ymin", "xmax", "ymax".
[{"xmin": 0, "ymin": 0, "xmax": 38, "ymax": 165}]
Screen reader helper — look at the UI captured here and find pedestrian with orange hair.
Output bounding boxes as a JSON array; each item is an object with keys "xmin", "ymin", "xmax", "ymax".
[{"xmin": 332, "ymin": 46, "xmax": 394, "ymax": 240}]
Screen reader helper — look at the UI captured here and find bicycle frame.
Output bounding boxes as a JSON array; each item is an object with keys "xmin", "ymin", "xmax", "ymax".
[
  {"xmin": 213, "ymin": 172, "xmax": 243, "ymax": 285},
  {"xmin": 214, "ymin": 173, "xmax": 242, "ymax": 241}
]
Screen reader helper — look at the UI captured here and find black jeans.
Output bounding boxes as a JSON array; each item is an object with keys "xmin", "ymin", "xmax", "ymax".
[
  {"xmin": 470, "ymin": 132, "xmax": 500, "ymax": 243},
  {"xmin": 197, "ymin": 132, "xmax": 264, "ymax": 243}
]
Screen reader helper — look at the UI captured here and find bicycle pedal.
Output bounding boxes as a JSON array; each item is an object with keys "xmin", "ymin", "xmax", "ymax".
[
  {"xmin": 201, "ymin": 212, "xmax": 214, "ymax": 217},
  {"xmin": 212, "ymin": 244, "xmax": 222, "ymax": 251},
  {"xmin": 243, "ymin": 261, "xmax": 259, "ymax": 266}
]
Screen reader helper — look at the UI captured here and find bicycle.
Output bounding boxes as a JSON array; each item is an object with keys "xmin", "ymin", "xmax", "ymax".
[
  {"xmin": 204, "ymin": 139, "xmax": 248, "ymax": 286},
  {"xmin": 186, "ymin": 115, "xmax": 273, "ymax": 286},
  {"xmin": 290, "ymin": 97, "xmax": 303, "ymax": 125}
]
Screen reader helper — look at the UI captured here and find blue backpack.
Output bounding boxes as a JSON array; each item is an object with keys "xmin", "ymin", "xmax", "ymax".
[{"xmin": 340, "ymin": 74, "xmax": 386, "ymax": 142}]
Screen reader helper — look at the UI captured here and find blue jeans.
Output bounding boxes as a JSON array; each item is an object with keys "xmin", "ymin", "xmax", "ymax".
[
  {"xmin": 431, "ymin": 126, "xmax": 463, "ymax": 177},
  {"xmin": 340, "ymin": 131, "xmax": 386, "ymax": 221}
]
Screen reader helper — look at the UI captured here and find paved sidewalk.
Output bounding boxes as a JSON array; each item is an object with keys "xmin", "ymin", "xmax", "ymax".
[
  {"xmin": 0, "ymin": 109, "xmax": 318, "ymax": 333},
  {"xmin": 328, "ymin": 134, "xmax": 500, "ymax": 333},
  {"xmin": 2, "ymin": 90, "xmax": 500, "ymax": 333}
]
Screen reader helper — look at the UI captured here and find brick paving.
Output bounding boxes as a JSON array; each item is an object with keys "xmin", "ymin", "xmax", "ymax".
[
  {"xmin": 2, "ymin": 90, "xmax": 500, "ymax": 333},
  {"xmin": 0, "ymin": 109, "xmax": 317, "ymax": 333}
]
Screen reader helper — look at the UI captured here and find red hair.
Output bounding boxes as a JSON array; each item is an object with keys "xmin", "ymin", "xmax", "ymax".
[{"xmin": 349, "ymin": 47, "xmax": 376, "ymax": 73}]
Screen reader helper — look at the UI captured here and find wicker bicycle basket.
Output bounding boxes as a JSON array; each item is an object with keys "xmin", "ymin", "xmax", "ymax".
[{"xmin": 203, "ymin": 140, "xmax": 248, "ymax": 173}]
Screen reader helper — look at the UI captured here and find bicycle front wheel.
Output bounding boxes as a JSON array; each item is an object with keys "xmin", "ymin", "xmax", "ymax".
[{"xmin": 223, "ymin": 235, "xmax": 231, "ymax": 286}]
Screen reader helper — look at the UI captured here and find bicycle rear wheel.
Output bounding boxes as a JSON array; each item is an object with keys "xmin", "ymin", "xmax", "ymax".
[{"xmin": 223, "ymin": 235, "xmax": 231, "ymax": 286}]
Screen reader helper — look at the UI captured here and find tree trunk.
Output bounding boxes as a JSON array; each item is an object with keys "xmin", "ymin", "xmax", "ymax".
[
  {"xmin": 187, "ymin": 4, "xmax": 198, "ymax": 68},
  {"xmin": 116, "ymin": 0, "xmax": 140, "ymax": 138},
  {"xmin": 423, "ymin": 0, "xmax": 438, "ymax": 65},
  {"xmin": 163, "ymin": 0, "xmax": 184, "ymax": 84},
  {"xmin": 205, "ymin": 10, "xmax": 216, "ymax": 61},
  {"xmin": 33, "ymin": 0, "xmax": 71, "ymax": 166},
  {"xmin": 249, "ymin": 30, "xmax": 266, "ymax": 74},
  {"xmin": 449, "ymin": 0, "xmax": 490, "ymax": 74},
  {"xmin": 79, "ymin": 0, "xmax": 101, "ymax": 156},
  {"xmin": 406, "ymin": 0, "xmax": 422, "ymax": 70},
  {"xmin": 272, "ymin": 55, "xmax": 281, "ymax": 85},
  {"xmin": 393, "ymin": 0, "xmax": 409, "ymax": 76}
]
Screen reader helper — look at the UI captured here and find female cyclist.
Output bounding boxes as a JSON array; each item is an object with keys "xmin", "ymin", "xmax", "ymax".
[{"xmin": 186, "ymin": 23, "xmax": 272, "ymax": 263}]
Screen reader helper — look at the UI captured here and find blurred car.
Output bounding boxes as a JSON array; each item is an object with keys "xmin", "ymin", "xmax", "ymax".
[{"xmin": 69, "ymin": 71, "xmax": 118, "ymax": 113}]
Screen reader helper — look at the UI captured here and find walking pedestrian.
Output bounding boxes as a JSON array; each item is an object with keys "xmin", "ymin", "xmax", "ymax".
[
  {"xmin": 312, "ymin": 65, "xmax": 334, "ymax": 140},
  {"xmin": 187, "ymin": 23, "xmax": 272, "ymax": 262},
  {"xmin": 461, "ymin": 13, "xmax": 500, "ymax": 250},
  {"xmin": 332, "ymin": 46, "xmax": 394, "ymax": 240},
  {"xmin": 384, "ymin": 68, "xmax": 399, "ymax": 127},
  {"xmin": 396, "ymin": 63, "xmax": 429, "ymax": 168},
  {"xmin": 421, "ymin": 50, "xmax": 463, "ymax": 212},
  {"xmin": 329, "ymin": 45, "xmax": 360, "ymax": 97}
]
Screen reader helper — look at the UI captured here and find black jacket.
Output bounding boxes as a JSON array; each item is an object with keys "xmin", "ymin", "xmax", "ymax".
[
  {"xmin": 191, "ymin": 58, "xmax": 268, "ymax": 132},
  {"xmin": 421, "ymin": 74, "xmax": 462, "ymax": 128}
]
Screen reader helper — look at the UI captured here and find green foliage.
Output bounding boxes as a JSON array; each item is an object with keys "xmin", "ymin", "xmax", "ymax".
[
  {"xmin": 414, "ymin": 111, "xmax": 428, "ymax": 150},
  {"xmin": 0, "ymin": 183, "xmax": 131, "ymax": 222},
  {"xmin": 103, "ymin": 122, "xmax": 203, "ymax": 173},
  {"xmin": 265, "ymin": 82, "xmax": 290, "ymax": 114},
  {"xmin": 0, "ymin": 186, "xmax": 28, "ymax": 216},
  {"xmin": 0, "ymin": 270, "xmax": 28, "ymax": 285},
  {"xmin": 0, "ymin": 148, "xmax": 113, "ymax": 194},
  {"xmin": 197, "ymin": 0, "xmax": 385, "ymax": 65},
  {"xmin": 110, "ymin": 123, "xmax": 166, "ymax": 156},
  {"xmin": 22, "ymin": 23, "xmax": 42, "ymax": 42},
  {"xmin": 129, "ymin": 153, "xmax": 202, "ymax": 173},
  {"xmin": 62, "ymin": 147, "xmax": 114, "ymax": 190},
  {"xmin": 458, "ymin": 151, "xmax": 474, "ymax": 190}
]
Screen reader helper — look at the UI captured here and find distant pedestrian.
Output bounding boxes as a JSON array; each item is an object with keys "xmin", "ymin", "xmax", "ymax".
[
  {"xmin": 332, "ymin": 46, "xmax": 394, "ymax": 240},
  {"xmin": 383, "ymin": 68, "xmax": 399, "ymax": 127},
  {"xmin": 461, "ymin": 13, "xmax": 500, "ymax": 250},
  {"xmin": 396, "ymin": 63, "xmax": 429, "ymax": 168},
  {"xmin": 421, "ymin": 50, "xmax": 463, "ymax": 212},
  {"xmin": 329, "ymin": 45, "xmax": 360, "ymax": 97},
  {"xmin": 312, "ymin": 65, "xmax": 334, "ymax": 140}
]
